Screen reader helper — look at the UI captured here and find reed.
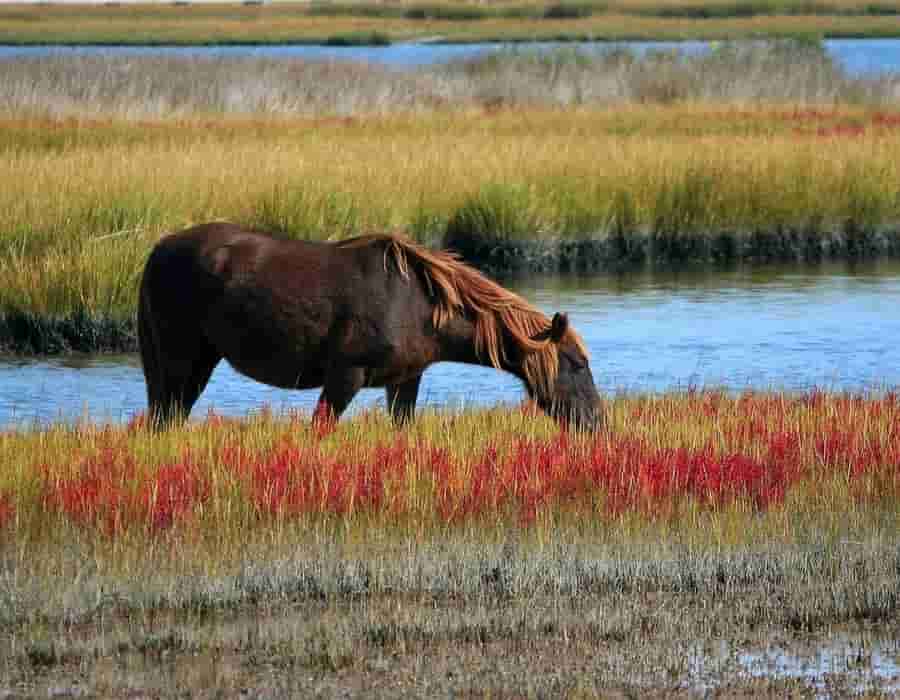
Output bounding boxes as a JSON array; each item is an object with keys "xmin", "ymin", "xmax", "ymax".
[{"xmin": 3, "ymin": 42, "xmax": 898, "ymax": 119}]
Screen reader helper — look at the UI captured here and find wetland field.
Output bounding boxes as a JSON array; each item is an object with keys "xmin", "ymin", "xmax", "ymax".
[
  {"xmin": 1, "ymin": 39, "xmax": 900, "ymax": 697},
  {"xmin": 1, "ymin": 393, "xmax": 900, "ymax": 696},
  {"xmin": 3, "ymin": 0, "xmax": 900, "ymax": 45}
]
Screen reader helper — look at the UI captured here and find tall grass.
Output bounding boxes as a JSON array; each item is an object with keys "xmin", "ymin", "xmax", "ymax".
[
  {"xmin": 1, "ymin": 106, "xmax": 900, "ymax": 328},
  {"xmin": 2, "ymin": 391, "xmax": 899, "ymax": 586},
  {"xmin": 1, "ymin": 392, "xmax": 899, "ymax": 695},
  {"xmin": 3, "ymin": 43, "xmax": 898, "ymax": 118}
]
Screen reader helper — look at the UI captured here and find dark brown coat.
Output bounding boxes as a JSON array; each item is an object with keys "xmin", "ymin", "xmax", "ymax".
[{"xmin": 138, "ymin": 222, "xmax": 601, "ymax": 429}]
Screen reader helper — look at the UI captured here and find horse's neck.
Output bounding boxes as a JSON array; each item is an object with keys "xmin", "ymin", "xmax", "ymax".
[{"xmin": 436, "ymin": 315, "xmax": 527, "ymax": 383}]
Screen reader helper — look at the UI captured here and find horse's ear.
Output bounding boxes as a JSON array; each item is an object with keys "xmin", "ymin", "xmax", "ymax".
[
  {"xmin": 550, "ymin": 312, "xmax": 568, "ymax": 343},
  {"xmin": 531, "ymin": 312, "xmax": 569, "ymax": 345}
]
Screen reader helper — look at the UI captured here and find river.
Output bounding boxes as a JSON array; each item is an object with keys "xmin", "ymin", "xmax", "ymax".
[
  {"xmin": 1, "ymin": 38, "xmax": 900, "ymax": 75},
  {"xmin": 1, "ymin": 260, "xmax": 898, "ymax": 427}
]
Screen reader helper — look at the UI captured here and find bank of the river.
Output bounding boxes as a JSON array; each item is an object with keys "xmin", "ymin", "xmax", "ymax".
[
  {"xmin": 3, "ymin": 224, "xmax": 900, "ymax": 355},
  {"xmin": 3, "ymin": 1, "xmax": 900, "ymax": 45},
  {"xmin": 447, "ymin": 223, "xmax": 900, "ymax": 276}
]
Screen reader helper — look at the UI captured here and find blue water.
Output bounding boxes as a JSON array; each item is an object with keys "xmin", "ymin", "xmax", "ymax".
[
  {"xmin": 1, "ymin": 262, "xmax": 898, "ymax": 427},
  {"xmin": 0, "ymin": 38, "xmax": 899, "ymax": 75}
]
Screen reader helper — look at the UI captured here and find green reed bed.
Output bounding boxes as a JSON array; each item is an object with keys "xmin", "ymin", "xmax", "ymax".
[
  {"xmin": 2, "ymin": 0, "xmax": 900, "ymax": 45},
  {"xmin": 1, "ymin": 392, "xmax": 899, "ymax": 696}
]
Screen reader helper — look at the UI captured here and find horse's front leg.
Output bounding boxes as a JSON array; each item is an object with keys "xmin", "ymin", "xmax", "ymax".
[
  {"xmin": 386, "ymin": 374, "xmax": 422, "ymax": 425},
  {"xmin": 317, "ymin": 366, "xmax": 367, "ymax": 421}
]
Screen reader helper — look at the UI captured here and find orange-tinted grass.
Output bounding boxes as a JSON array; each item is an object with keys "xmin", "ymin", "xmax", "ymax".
[{"xmin": 1, "ymin": 391, "xmax": 898, "ymax": 545}]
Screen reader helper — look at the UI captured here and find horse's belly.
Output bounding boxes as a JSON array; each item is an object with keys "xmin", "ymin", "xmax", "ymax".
[
  {"xmin": 225, "ymin": 353, "xmax": 323, "ymax": 390},
  {"xmin": 205, "ymin": 292, "xmax": 328, "ymax": 390}
]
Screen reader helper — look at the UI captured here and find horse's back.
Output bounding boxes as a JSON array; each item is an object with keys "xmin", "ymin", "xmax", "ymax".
[{"xmin": 140, "ymin": 223, "xmax": 440, "ymax": 391}]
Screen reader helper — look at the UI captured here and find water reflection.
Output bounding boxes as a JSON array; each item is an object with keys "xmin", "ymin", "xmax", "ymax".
[{"xmin": 1, "ymin": 261, "xmax": 899, "ymax": 426}]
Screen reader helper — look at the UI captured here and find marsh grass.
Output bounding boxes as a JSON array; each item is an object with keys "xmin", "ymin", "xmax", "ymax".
[
  {"xmin": 2, "ymin": 0, "xmax": 900, "ymax": 45},
  {"xmin": 1, "ymin": 393, "xmax": 900, "ymax": 695},
  {"xmin": 5, "ymin": 43, "xmax": 898, "ymax": 118},
  {"xmin": 1, "ymin": 108, "xmax": 900, "ymax": 339}
]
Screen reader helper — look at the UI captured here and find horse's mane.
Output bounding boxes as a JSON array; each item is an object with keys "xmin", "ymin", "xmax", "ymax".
[{"xmin": 335, "ymin": 233, "xmax": 588, "ymax": 398}]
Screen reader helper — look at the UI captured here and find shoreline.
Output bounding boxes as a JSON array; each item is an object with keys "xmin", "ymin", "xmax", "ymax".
[
  {"xmin": 447, "ymin": 223, "xmax": 900, "ymax": 275},
  {"xmin": 2, "ymin": 225, "xmax": 898, "ymax": 355},
  {"xmin": 3, "ymin": 30, "xmax": 900, "ymax": 46}
]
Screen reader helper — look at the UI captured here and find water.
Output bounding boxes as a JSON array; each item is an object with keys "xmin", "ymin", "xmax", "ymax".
[
  {"xmin": 0, "ymin": 38, "xmax": 899, "ymax": 75},
  {"xmin": 685, "ymin": 633, "xmax": 900, "ymax": 696},
  {"xmin": 735, "ymin": 637, "xmax": 900, "ymax": 696},
  {"xmin": 2, "ymin": 261, "xmax": 898, "ymax": 427}
]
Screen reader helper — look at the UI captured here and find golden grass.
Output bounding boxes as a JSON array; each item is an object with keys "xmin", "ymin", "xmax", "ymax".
[{"xmin": 1, "ymin": 105, "xmax": 899, "ymax": 322}]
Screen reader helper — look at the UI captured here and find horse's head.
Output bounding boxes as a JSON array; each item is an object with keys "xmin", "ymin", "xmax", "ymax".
[{"xmin": 529, "ymin": 312, "xmax": 602, "ymax": 432}]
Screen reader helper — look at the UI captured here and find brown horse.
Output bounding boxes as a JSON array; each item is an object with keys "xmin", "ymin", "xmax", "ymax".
[{"xmin": 138, "ymin": 222, "xmax": 601, "ymax": 429}]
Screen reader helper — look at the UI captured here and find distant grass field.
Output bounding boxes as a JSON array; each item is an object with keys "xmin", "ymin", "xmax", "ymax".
[
  {"xmin": 1, "ymin": 0, "xmax": 900, "ymax": 43},
  {"xmin": 1, "ymin": 392, "xmax": 899, "ymax": 696}
]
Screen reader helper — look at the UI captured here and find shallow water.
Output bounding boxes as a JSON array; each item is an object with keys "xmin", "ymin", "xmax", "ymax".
[
  {"xmin": 735, "ymin": 634, "xmax": 900, "ymax": 696},
  {"xmin": 1, "ymin": 261, "xmax": 898, "ymax": 427},
  {"xmin": 686, "ymin": 633, "xmax": 900, "ymax": 695},
  {"xmin": 0, "ymin": 38, "xmax": 899, "ymax": 75}
]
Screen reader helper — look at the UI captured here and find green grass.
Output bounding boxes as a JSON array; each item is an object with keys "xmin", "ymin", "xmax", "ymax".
[{"xmin": 1, "ymin": 0, "xmax": 900, "ymax": 44}]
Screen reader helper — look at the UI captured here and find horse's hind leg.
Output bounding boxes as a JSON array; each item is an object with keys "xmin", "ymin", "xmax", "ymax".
[
  {"xmin": 144, "ymin": 339, "xmax": 220, "ymax": 428},
  {"xmin": 316, "ymin": 367, "xmax": 366, "ymax": 421},
  {"xmin": 386, "ymin": 375, "xmax": 422, "ymax": 425}
]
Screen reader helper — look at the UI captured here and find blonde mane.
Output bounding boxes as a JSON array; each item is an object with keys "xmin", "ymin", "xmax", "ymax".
[{"xmin": 336, "ymin": 233, "xmax": 588, "ymax": 398}]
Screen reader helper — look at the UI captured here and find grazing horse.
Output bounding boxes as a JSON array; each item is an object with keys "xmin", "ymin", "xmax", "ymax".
[{"xmin": 138, "ymin": 222, "xmax": 602, "ymax": 429}]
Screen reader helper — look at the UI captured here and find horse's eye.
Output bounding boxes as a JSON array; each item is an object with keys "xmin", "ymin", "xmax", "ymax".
[{"xmin": 564, "ymin": 352, "xmax": 586, "ymax": 371}]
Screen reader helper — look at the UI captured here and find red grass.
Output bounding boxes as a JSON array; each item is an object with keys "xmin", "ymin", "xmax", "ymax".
[
  {"xmin": 138, "ymin": 457, "xmax": 209, "ymax": 533},
  {"xmin": 247, "ymin": 438, "xmax": 407, "ymax": 517},
  {"xmin": 43, "ymin": 449, "xmax": 209, "ymax": 536},
  {"xmin": 43, "ymin": 448, "xmax": 134, "ymax": 536},
  {"xmin": 17, "ymin": 392, "xmax": 900, "ymax": 538},
  {"xmin": 0, "ymin": 492, "xmax": 13, "ymax": 529},
  {"xmin": 789, "ymin": 111, "xmax": 900, "ymax": 139},
  {"xmin": 872, "ymin": 112, "xmax": 900, "ymax": 130}
]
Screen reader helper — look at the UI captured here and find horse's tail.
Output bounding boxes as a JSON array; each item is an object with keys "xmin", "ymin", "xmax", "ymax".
[{"xmin": 137, "ymin": 247, "xmax": 165, "ymax": 425}]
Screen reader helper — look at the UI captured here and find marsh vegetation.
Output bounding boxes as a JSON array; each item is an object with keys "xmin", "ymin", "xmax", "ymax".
[
  {"xmin": 1, "ymin": 392, "xmax": 899, "ymax": 695},
  {"xmin": 1, "ymin": 26, "xmax": 899, "ymax": 696},
  {"xmin": 2, "ymin": 0, "xmax": 900, "ymax": 44}
]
